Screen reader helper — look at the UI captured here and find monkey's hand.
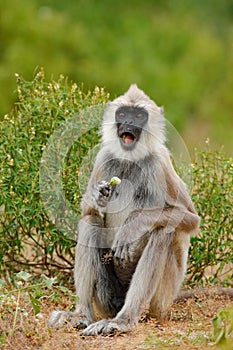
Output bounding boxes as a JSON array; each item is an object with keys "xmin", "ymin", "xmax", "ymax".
[
  {"xmin": 112, "ymin": 211, "xmax": 150, "ymax": 266},
  {"xmin": 112, "ymin": 233, "xmax": 149, "ymax": 267},
  {"xmin": 90, "ymin": 181, "xmax": 112, "ymax": 208}
]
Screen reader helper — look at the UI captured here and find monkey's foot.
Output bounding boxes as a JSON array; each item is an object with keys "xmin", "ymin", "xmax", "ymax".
[
  {"xmin": 48, "ymin": 310, "xmax": 89, "ymax": 330},
  {"xmin": 81, "ymin": 318, "xmax": 130, "ymax": 336}
]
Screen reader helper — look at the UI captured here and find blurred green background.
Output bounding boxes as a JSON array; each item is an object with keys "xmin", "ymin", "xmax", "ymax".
[{"xmin": 0, "ymin": 0, "xmax": 232, "ymax": 152}]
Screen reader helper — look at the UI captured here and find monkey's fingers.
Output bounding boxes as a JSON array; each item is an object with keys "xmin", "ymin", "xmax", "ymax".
[
  {"xmin": 99, "ymin": 186, "xmax": 111, "ymax": 197},
  {"xmin": 96, "ymin": 181, "xmax": 112, "ymax": 197},
  {"xmin": 90, "ymin": 181, "xmax": 112, "ymax": 208},
  {"xmin": 112, "ymin": 243, "xmax": 132, "ymax": 268}
]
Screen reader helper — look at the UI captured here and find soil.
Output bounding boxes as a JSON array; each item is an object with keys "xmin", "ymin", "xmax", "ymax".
[{"xmin": 1, "ymin": 289, "xmax": 232, "ymax": 350}]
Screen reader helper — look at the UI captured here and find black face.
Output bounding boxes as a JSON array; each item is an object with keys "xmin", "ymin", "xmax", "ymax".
[{"xmin": 115, "ymin": 106, "xmax": 148, "ymax": 150}]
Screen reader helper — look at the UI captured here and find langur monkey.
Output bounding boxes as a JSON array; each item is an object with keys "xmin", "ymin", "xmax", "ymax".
[{"xmin": 49, "ymin": 85, "xmax": 200, "ymax": 335}]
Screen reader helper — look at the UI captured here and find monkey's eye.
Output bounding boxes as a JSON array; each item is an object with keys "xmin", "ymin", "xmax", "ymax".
[
  {"xmin": 119, "ymin": 112, "xmax": 125, "ymax": 118},
  {"xmin": 136, "ymin": 113, "xmax": 144, "ymax": 119}
]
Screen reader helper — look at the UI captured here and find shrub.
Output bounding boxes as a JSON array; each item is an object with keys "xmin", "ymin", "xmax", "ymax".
[
  {"xmin": 213, "ymin": 306, "xmax": 233, "ymax": 348},
  {"xmin": 187, "ymin": 147, "xmax": 233, "ymax": 286},
  {"xmin": 0, "ymin": 69, "xmax": 232, "ymax": 286},
  {"xmin": 0, "ymin": 69, "xmax": 109, "ymax": 276}
]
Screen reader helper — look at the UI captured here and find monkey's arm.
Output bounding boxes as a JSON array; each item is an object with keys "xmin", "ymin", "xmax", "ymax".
[
  {"xmin": 80, "ymin": 156, "xmax": 111, "ymax": 218},
  {"xmin": 113, "ymin": 152, "xmax": 200, "ymax": 262},
  {"xmin": 161, "ymin": 149, "xmax": 198, "ymax": 215},
  {"xmin": 113, "ymin": 205, "xmax": 199, "ymax": 263},
  {"xmin": 153, "ymin": 149, "xmax": 200, "ymax": 234}
]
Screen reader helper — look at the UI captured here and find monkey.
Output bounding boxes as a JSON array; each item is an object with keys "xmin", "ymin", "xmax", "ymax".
[{"xmin": 49, "ymin": 84, "xmax": 200, "ymax": 335}]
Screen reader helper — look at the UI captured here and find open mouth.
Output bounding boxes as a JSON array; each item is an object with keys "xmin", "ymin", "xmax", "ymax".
[{"xmin": 121, "ymin": 132, "xmax": 136, "ymax": 145}]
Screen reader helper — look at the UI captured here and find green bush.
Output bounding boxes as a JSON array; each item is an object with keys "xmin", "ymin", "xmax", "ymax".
[
  {"xmin": 213, "ymin": 306, "xmax": 233, "ymax": 348},
  {"xmin": 187, "ymin": 147, "xmax": 233, "ymax": 286},
  {"xmin": 0, "ymin": 69, "xmax": 108, "ymax": 276},
  {"xmin": 0, "ymin": 70, "xmax": 232, "ymax": 286}
]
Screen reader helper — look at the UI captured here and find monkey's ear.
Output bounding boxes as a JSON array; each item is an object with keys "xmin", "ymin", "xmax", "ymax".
[
  {"xmin": 106, "ymin": 101, "xmax": 112, "ymax": 108},
  {"xmin": 159, "ymin": 106, "xmax": 165, "ymax": 115},
  {"xmin": 128, "ymin": 83, "xmax": 138, "ymax": 90},
  {"xmin": 126, "ymin": 84, "xmax": 139, "ymax": 94},
  {"xmin": 124, "ymin": 84, "xmax": 149, "ymax": 104}
]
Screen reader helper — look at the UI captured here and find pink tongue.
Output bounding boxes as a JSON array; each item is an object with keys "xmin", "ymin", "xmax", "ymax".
[{"xmin": 124, "ymin": 134, "xmax": 134, "ymax": 144}]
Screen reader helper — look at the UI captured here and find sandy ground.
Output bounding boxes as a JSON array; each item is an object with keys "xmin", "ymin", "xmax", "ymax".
[{"xmin": 1, "ymin": 288, "xmax": 232, "ymax": 350}]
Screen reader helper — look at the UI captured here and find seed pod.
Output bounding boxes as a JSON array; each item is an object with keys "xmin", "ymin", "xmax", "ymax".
[{"xmin": 109, "ymin": 176, "xmax": 121, "ymax": 186}]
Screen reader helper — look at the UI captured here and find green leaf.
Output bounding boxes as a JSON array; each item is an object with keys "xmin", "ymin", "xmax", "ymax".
[
  {"xmin": 16, "ymin": 271, "xmax": 32, "ymax": 282},
  {"xmin": 56, "ymin": 285, "xmax": 76, "ymax": 298},
  {"xmin": 28, "ymin": 293, "xmax": 42, "ymax": 315},
  {"xmin": 0, "ymin": 279, "xmax": 5, "ymax": 288},
  {"xmin": 41, "ymin": 274, "xmax": 57, "ymax": 289}
]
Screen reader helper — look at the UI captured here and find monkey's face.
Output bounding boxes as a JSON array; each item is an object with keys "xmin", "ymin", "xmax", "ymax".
[
  {"xmin": 102, "ymin": 85, "xmax": 165, "ymax": 160},
  {"xmin": 115, "ymin": 106, "xmax": 148, "ymax": 150}
]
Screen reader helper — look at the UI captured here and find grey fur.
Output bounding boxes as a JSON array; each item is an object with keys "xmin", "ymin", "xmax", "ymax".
[{"xmin": 49, "ymin": 85, "xmax": 200, "ymax": 335}]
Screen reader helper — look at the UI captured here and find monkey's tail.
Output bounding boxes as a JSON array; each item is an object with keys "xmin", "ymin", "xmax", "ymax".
[{"xmin": 175, "ymin": 287, "xmax": 233, "ymax": 303}]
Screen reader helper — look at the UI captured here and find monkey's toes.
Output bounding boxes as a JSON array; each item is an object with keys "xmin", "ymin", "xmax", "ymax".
[
  {"xmin": 81, "ymin": 319, "xmax": 108, "ymax": 336},
  {"xmin": 48, "ymin": 310, "xmax": 88, "ymax": 330},
  {"xmin": 81, "ymin": 319, "xmax": 130, "ymax": 336},
  {"xmin": 48, "ymin": 310, "xmax": 67, "ymax": 329},
  {"xmin": 102, "ymin": 320, "xmax": 130, "ymax": 334}
]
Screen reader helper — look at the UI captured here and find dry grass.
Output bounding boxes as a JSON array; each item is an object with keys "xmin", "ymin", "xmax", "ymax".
[{"xmin": 1, "ymin": 287, "xmax": 232, "ymax": 350}]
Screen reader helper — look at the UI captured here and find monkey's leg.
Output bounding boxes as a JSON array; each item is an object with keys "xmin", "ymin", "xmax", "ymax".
[
  {"xmin": 49, "ymin": 214, "xmax": 126, "ymax": 330},
  {"xmin": 81, "ymin": 228, "xmax": 174, "ymax": 335},
  {"xmin": 49, "ymin": 215, "xmax": 103, "ymax": 329},
  {"xmin": 148, "ymin": 231, "xmax": 190, "ymax": 319}
]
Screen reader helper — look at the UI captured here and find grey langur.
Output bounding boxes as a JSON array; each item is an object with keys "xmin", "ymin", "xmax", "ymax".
[{"xmin": 49, "ymin": 84, "xmax": 200, "ymax": 335}]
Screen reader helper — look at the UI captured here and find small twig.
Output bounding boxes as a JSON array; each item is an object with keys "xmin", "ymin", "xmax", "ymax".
[{"xmin": 11, "ymin": 289, "xmax": 21, "ymax": 336}]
